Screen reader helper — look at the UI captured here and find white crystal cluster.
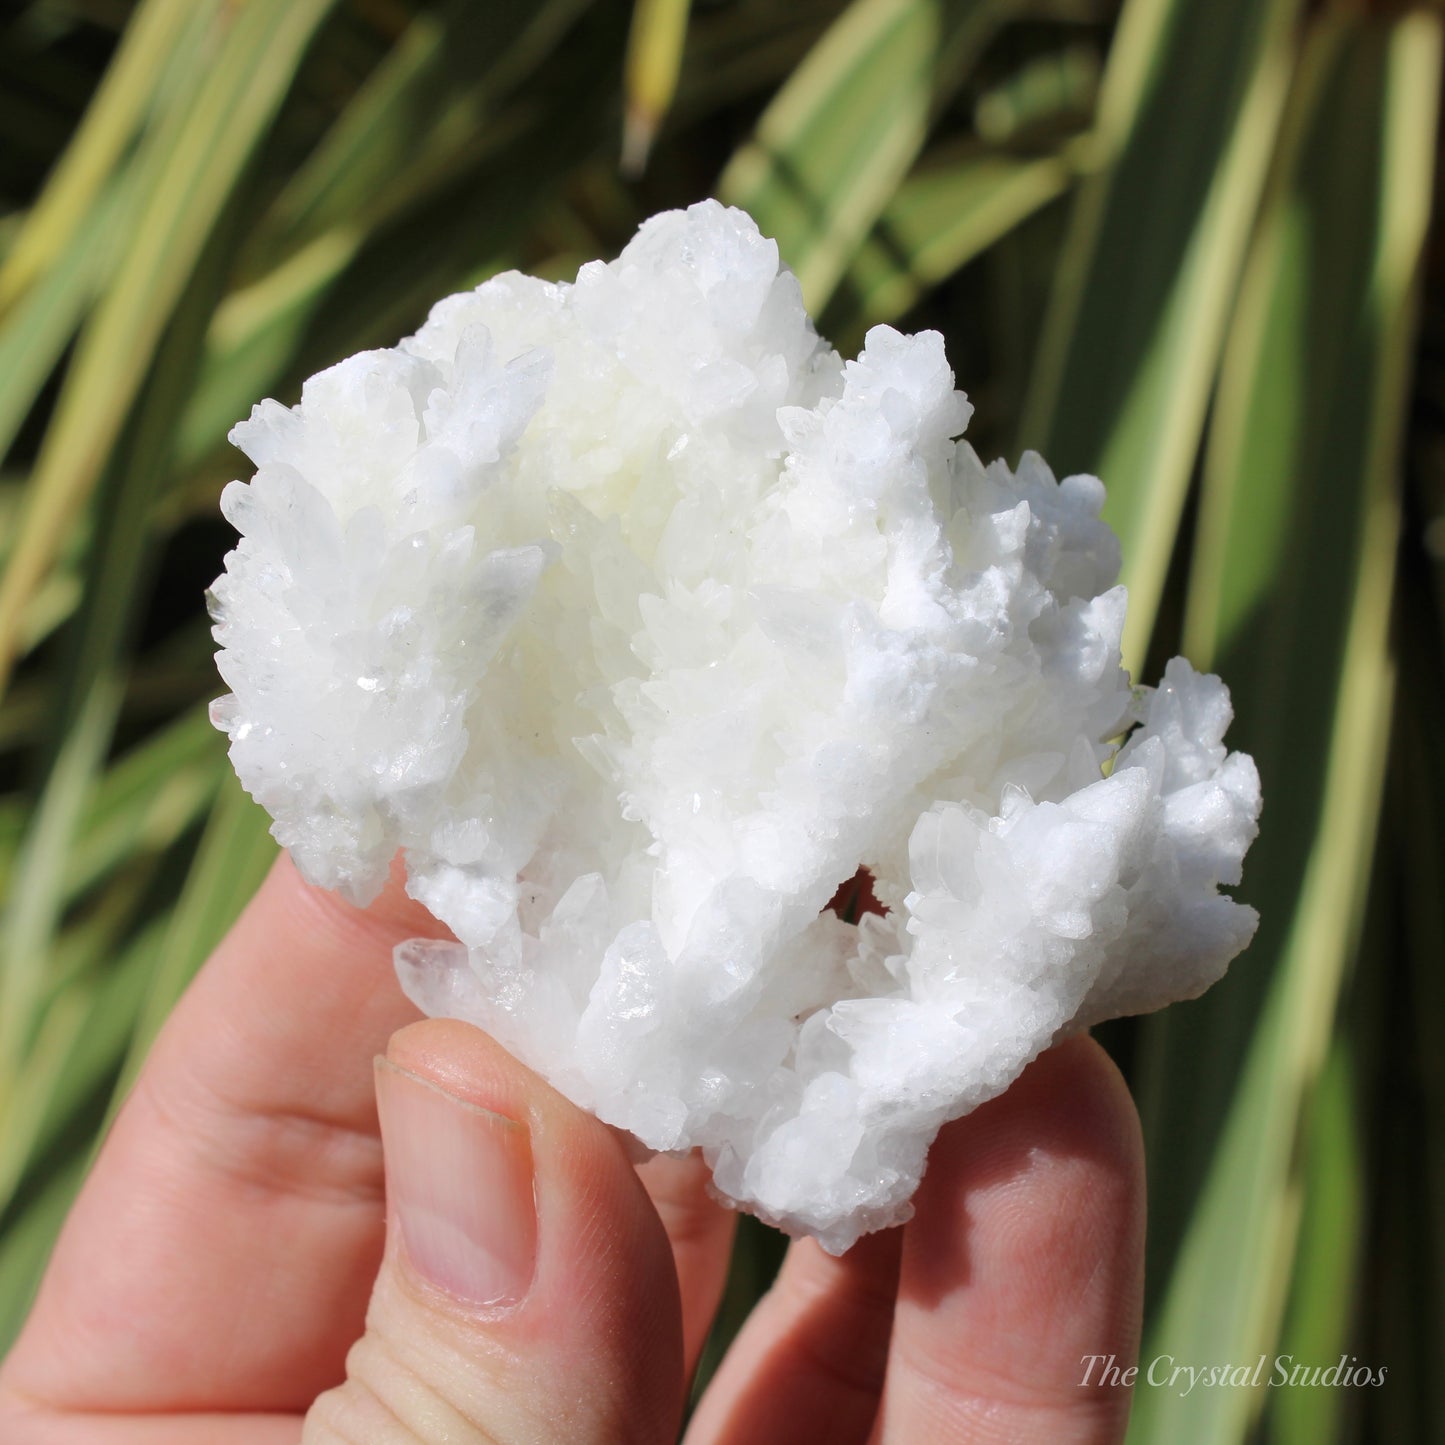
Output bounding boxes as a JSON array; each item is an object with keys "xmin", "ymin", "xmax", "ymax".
[{"xmin": 210, "ymin": 201, "xmax": 1261, "ymax": 1252}]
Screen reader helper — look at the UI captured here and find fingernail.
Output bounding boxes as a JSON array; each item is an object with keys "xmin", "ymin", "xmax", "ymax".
[{"xmin": 374, "ymin": 1057, "xmax": 537, "ymax": 1308}]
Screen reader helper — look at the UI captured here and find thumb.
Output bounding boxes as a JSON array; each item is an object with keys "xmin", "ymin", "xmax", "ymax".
[{"xmin": 304, "ymin": 1018, "xmax": 685, "ymax": 1445}]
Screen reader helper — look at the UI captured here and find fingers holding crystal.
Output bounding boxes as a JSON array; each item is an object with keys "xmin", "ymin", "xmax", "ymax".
[
  {"xmin": 305, "ymin": 1018, "xmax": 686, "ymax": 1445},
  {"xmin": 868, "ymin": 1036, "xmax": 1145, "ymax": 1445}
]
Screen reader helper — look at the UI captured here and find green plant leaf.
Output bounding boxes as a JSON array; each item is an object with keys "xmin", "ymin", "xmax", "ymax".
[
  {"xmin": 623, "ymin": 0, "xmax": 693, "ymax": 176},
  {"xmin": 0, "ymin": 177, "xmax": 120, "ymax": 472},
  {"xmin": 1020, "ymin": 0, "xmax": 1303, "ymax": 668},
  {"xmin": 174, "ymin": 0, "xmax": 603, "ymax": 473},
  {"xmin": 719, "ymin": 0, "xmax": 1019, "ymax": 313},
  {"xmin": 0, "ymin": 0, "xmax": 216, "ymax": 314},
  {"xmin": 1126, "ymin": 12, "xmax": 1440, "ymax": 1442},
  {"xmin": 0, "ymin": 0, "xmax": 337, "ymax": 697},
  {"xmin": 1264, "ymin": 1029, "xmax": 1364, "ymax": 1444},
  {"xmin": 0, "ymin": 165, "xmax": 245, "ymax": 1142},
  {"xmin": 827, "ymin": 135, "xmax": 1090, "ymax": 347},
  {"xmin": 248, "ymin": 0, "xmax": 590, "ymax": 271},
  {"xmin": 67, "ymin": 705, "xmax": 223, "ymax": 902}
]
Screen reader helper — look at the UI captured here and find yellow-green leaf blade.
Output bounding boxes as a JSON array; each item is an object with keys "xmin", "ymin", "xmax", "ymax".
[
  {"xmin": 0, "ymin": 0, "xmax": 337, "ymax": 698},
  {"xmin": 1127, "ymin": 12, "xmax": 1440, "ymax": 1442},
  {"xmin": 829, "ymin": 136, "xmax": 1089, "ymax": 344},
  {"xmin": 719, "ymin": 0, "xmax": 1014, "ymax": 313},
  {"xmin": 1021, "ymin": 0, "xmax": 1303, "ymax": 668}
]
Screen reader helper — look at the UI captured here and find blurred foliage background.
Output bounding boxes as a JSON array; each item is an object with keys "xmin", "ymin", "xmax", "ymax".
[{"xmin": 0, "ymin": 1, "xmax": 1441, "ymax": 1439}]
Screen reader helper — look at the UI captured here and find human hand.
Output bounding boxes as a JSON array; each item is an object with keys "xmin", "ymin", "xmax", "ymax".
[{"xmin": 0, "ymin": 854, "xmax": 1144, "ymax": 1444}]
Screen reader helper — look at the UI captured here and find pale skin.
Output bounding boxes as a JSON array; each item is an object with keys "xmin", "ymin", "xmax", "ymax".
[{"xmin": 0, "ymin": 853, "xmax": 1145, "ymax": 1444}]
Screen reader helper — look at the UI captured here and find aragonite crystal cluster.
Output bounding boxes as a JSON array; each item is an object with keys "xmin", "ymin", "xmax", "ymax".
[{"xmin": 210, "ymin": 201, "xmax": 1261, "ymax": 1252}]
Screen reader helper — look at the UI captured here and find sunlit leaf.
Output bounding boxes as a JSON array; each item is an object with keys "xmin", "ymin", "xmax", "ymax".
[
  {"xmin": 1021, "ymin": 0, "xmax": 1302, "ymax": 667},
  {"xmin": 1127, "ymin": 13, "xmax": 1440, "ymax": 1442}
]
